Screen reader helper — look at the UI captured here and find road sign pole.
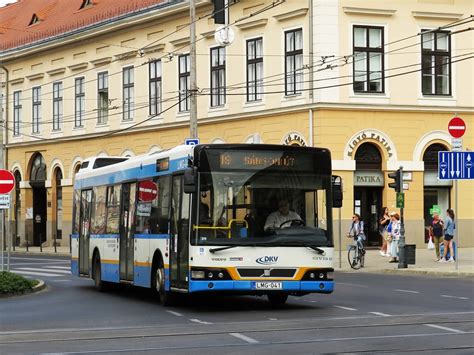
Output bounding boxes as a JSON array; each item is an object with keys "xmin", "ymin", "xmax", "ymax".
[{"xmin": 455, "ymin": 179, "xmax": 459, "ymax": 270}]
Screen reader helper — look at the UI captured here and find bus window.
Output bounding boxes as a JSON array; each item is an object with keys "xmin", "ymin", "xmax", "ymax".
[
  {"xmin": 135, "ymin": 176, "xmax": 170, "ymax": 234},
  {"xmin": 73, "ymin": 189, "xmax": 81, "ymax": 235},
  {"xmin": 106, "ymin": 185, "xmax": 121, "ymax": 234},
  {"xmin": 91, "ymin": 186, "xmax": 107, "ymax": 234}
]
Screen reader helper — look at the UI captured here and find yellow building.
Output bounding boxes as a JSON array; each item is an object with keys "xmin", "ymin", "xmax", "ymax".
[{"xmin": 0, "ymin": 0, "xmax": 472, "ymax": 250}]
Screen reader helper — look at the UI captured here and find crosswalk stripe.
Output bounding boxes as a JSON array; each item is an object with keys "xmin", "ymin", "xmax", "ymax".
[
  {"xmin": 17, "ymin": 267, "xmax": 71, "ymax": 274},
  {"xmin": 11, "ymin": 270, "xmax": 63, "ymax": 277},
  {"xmin": 44, "ymin": 266, "xmax": 70, "ymax": 270}
]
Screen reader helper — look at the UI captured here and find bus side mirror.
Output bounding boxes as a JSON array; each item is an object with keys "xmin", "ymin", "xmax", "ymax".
[
  {"xmin": 184, "ymin": 167, "xmax": 197, "ymax": 193},
  {"xmin": 332, "ymin": 175, "xmax": 343, "ymax": 208}
]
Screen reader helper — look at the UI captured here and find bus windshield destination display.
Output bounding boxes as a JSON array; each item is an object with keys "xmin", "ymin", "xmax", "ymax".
[{"xmin": 219, "ymin": 151, "xmax": 312, "ymax": 171}]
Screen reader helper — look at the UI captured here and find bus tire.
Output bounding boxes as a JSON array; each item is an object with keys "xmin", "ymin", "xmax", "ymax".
[
  {"xmin": 267, "ymin": 293, "xmax": 288, "ymax": 306},
  {"xmin": 93, "ymin": 255, "xmax": 109, "ymax": 292},
  {"xmin": 152, "ymin": 262, "xmax": 174, "ymax": 306}
]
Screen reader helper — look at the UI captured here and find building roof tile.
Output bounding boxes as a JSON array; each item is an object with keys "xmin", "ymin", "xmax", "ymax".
[{"xmin": 0, "ymin": 0, "xmax": 168, "ymax": 51}]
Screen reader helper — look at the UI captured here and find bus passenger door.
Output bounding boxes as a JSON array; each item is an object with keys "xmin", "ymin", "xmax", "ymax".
[
  {"xmin": 119, "ymin": 183, "xmax": 136, "ymax": 281},
  {"xmin": 79, "ymin": 190, "xmax": 92, "ymax": 275},
  {"xmin": 170, "ymin": 175, "xmax": 190, "ymax": 290}
]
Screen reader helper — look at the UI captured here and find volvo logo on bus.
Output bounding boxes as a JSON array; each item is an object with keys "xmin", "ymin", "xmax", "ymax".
[{"xmin": 256, "ymin": 256, "xmax": 279, "ymax": 265}]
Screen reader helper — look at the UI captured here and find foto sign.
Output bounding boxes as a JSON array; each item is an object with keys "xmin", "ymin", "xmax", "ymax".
[
  {"xmin": 0, "ymin": 195, "xmax": 10, "ymax": 209},
  {"xmin": 0, "ymin": 169, "xmax": 15, "ymax": 194},
  {"xmin": 438, "ymin": 151, "xmax": 473, "ymax": 180}
]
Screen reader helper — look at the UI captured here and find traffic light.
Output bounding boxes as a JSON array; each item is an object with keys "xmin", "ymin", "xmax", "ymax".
[{"xmin": 388, "ymin": 168, "xmax": 402, "ymax": 193}]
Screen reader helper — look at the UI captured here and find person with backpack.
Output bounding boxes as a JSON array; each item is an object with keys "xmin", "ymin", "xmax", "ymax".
[{"xmin": 429, "ymin": 212, "xmax": 444, "ymax": 261}]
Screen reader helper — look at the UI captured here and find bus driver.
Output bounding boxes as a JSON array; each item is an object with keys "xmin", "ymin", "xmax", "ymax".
[{"xmin": 264, "ymin": 199, "xmax": 302, "ymax": 231}]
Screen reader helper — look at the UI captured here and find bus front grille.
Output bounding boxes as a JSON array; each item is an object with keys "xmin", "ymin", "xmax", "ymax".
[{"xmin": 237, "ymin": 268, "xmax": 297, "ymax": 278}]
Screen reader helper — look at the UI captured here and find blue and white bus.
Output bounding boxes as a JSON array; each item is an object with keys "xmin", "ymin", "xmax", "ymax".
[{"xmin": 71, "ymin": 144, "xmax": 340, "ymax": 305}]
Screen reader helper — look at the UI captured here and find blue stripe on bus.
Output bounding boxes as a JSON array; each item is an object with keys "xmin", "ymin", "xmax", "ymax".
[
  {"xmin": 71, "ymin": 260, "xmax": 79, "ymax": 275},
  {"xmin": 134, "ymin": 234, "xmax": 169, "ymax": 239},
  {"xmin": 90, "ymin": 234, "xmax": 119, "ymax": 239},
  {"xmin": 102, "ymin": 262, "xmax": 120, "ymax": 283},
  {"xmin": 188, "ymin": 280, "xmax": 335, "ymax": 293},
  {"xmin": 74, "ymin": 157, "xmax": 188, "ymax": 189},
  {"xmin": 134, "ymin": 265, "xmax": 151, "ymax": 287}
]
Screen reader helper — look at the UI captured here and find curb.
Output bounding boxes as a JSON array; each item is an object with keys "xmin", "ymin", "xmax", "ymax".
[
  {"xmin": 32, "ymin": 279, "xmax": 47, "ymax": 293},
  {"xmin": 381, "ymin": 268, "xmax": 474, "ymax": 277}
]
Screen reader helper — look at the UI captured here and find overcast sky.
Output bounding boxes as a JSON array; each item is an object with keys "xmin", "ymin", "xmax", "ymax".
[{"xmin": 0, "ymin": 0, "xmax": 17, "ymax": 7}]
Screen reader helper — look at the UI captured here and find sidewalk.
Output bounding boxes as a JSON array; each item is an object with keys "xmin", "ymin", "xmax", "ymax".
[
  {"xmin": 334, "ymin": 246, "xmax": 474, "ymax": 277},
  {"xmin": 4, "ymin": 246, "xmax": 474, "ymax": 277}
]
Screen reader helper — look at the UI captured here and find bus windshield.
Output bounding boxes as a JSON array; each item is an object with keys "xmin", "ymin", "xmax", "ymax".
[{"xmin": 193, "ymin": 168, "xmax": 333, "ymax": 247}]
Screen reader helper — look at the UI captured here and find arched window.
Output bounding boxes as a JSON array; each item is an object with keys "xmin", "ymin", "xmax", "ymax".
[
  {"xmin": 355, "ymin": 143, "xmax": 382, "ymax": 170},
  {"xmin": 14, "ymin": 171, "xmax": 22, "ymax": 244},
  {"xmin": 30, "ymin": 154, "xmax": 47, "ymax": 182},
  {"xmin": 55, "ymin": 168, "xmax": 63, "ymax": 240},
  {"xmin": 423, "ymin": 143, "xmax": 448, "ymax": 171}
]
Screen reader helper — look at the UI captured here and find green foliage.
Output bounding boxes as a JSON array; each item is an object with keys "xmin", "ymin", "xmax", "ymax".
[{"xmin": 0, "ymin": 271, "xmax": 37, "ymax": 295}]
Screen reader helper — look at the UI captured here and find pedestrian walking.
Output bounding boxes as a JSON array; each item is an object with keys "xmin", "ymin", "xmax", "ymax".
[
  {"xmin": 378, "ymin": 207, "xmax": 391, "ymax": 256},
  {"xmin": 388, "ymin": 213, "xmax": 401, "ymax": 263},
  {"xmin": 439, "ymin": 209, "xmax": 455, "ymax": 263},
  {"xmin": 429, "ymin": 212, "xmax": 444, "ymax": 261}
]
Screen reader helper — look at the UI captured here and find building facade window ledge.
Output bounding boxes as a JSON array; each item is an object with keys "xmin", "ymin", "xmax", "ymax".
[
  {"xmin": 26, "ymin": 73, "xmax": 44, "ymax": 81},
  {"xmin": 45, "ymin": 180, "xmax": 52, "ymax": 188},
  {"xmin": 148, "ymin": 114, "xmax": 163, "ymax": 120},
  {"xmin": 19, "ymin": 181, "xmax": 31, "ymax": 189},
  {"xmin": 411, "ymin": 11, "xmax": 463, "ymax": 20},
  {"xmin": 9, "ymin": 78, "xmax": 24, "ymax": 85},
  {"xmin": 60, "ymin": 179, "xmax": 73, "ymax": 187},
  {"xmin": 417, "ymin": 97, "xmax": 457, "ymax": 107},
  {"xmin": 114, "ymin": 51, "xmax": 137, "ymax": 61},
  {"xmin": 343, "ymin": 7, "xmax": 397, "ymax": 16},
  {"xmin": 281, "ymin": 94, "xmax": 305, "ymax": 107},
  {"xmin": 46, "ymin": 68, "xmax": 66, "ymax": 76},
  {"xmin": 208, "ymin": 106, "xmax": 229, "ymax": 117},
  {"xmin": 68, "ymin": 62, "xmax": 88, "ymax": 71},
  {"xmin": 235, "ymin": 18, "xmax": 268, "ymax": 31},
  {"xmin": 273, "ymin": 8, "xmax": 308, "ymax": 22},
  {"xmin": 200, "ymin": 30, "xmax": 215, "ymax": 39},
  {"xmin": 51, "ymin": 129, "xmax": 63, "ymax": 136},
  {"xmin": 349, "ymin": 93, "xmax": 391, "ymax": 105},
  {"xmin": 90, "ymin": 57, "xmax": 112, "ymax": 66},
  {"xmin": 170, "ymin": 36, "xmax": 190, "ymax": 47},
  {"xmin": 176, "ymin": 112, "xmax": 190, "ymax": 122},
  {"xmin": 243, "ymin": 100, "xmax": 265, "ymax": 108},
  {"xmin": 142, "ymin": 43, "xmax": 165, "ymax": 55}
]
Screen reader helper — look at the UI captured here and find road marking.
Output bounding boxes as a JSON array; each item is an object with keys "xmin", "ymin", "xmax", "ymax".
[
  {"xmin": 166, "ymin": 311, "xmax": 183, "ymax": 317},
  {"xmin": 51, "ymin": 279, "xmax": 71, "ymax": 282},
  {"xmin": 334, "ymin": 305, "xmax": 357, "ymax": 311},
  {"xmin": 394, "ymin": 289, "xmax": 419, "ymax": 294},
  {"xmin": 229, "ymin": 332, "xmax": 259, "ymax": 344},
  {"xmin": 11, "ymin": 270, "xmax": 62, "ymax": 277},
  {"xmin": 268, "ymin": 318, "xmax": 278, "ymax": 321},
  {"xmin": 338, "ymin": 282, "xmax": 369, "ymax": 288},
  {"xmin": 11, "ymin": 257, "xmax": 70, "ymax": 262},
  {"xmin": 44, "ymin": 266, "xmax": 71, "ymax": 270},
  {"xmin": 441, "ymin": 294, "xmax": 469, "ymax": 300},
  {"xmin": 19, "ymin": 267, "xmax": 71, "ymax": 274},
  {"xmin": 424, "ymin": 324, "xmax": 465, "ymax": 334},
  {"xmin": 189, "ymin": 318, "xmax": 213, "ymax": 325},
  {"xmin": 369, "ymin": 312, "xmax": 391, "ymax": 317}
]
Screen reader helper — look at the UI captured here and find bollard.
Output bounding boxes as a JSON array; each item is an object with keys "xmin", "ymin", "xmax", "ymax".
[
  {"xmin": 26, "ymin": 239, "xmax": 29, "ymax": 252},
  {"xmin": 69, "ymin": 234, "xmax": 72, "ymax": 254},
  {"xmin": 40, "ymin": 234, "xmax": 42, "ymax": 252},
  {"xmin": 54, "ymin": 234, "xmax": 57, "ymax": 253}
]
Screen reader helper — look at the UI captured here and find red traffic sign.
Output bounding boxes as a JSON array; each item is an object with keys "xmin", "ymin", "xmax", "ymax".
[
  {"xmin": 448, "ymin": 116, "xmax": 466, "ymax": 138},
  {"xmin": 0, "ymin": 169, "xmax": 15, "ymax": 194},
  {"xmin": 138, "ymin": 180, "xmax": 158, "ymax": 202}
]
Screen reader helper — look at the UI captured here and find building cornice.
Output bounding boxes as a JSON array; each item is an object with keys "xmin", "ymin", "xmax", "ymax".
[
  {"xmin": 411, "ymin": 11, "xmax": 463, "ymax": 20},
  {"xmin": 235, "ymin": 18, "xmax": 268, "ymax": 31},
  {"xmin": 343, "ymin": 7, "xmax": 397, "ymax": 17},
  {"xmin": 273, "ymin": 8, "xmax": 308, "ymax": 22}
]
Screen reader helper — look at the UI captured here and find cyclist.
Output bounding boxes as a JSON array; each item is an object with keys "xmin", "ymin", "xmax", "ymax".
[{"xmin": 347, "ymin": 214, "xmax": 366, "ymax": 254}]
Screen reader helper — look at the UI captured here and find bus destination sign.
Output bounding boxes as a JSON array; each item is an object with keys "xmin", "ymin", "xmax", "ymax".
[{"xmin": 219, "ymin": 151, "xmax": 311, "ymax": 171}]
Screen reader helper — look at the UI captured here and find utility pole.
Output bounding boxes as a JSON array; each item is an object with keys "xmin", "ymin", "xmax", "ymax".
[
  {"xmin": 0, "ymin": 70, "xmax": 4, "ymax": 271},
  {"xmin": 189, "ymin": 0, "xmax": 198, "ymax": 139},
  {"xmin": 397, "ymin": 166, "xmax": 407, "ymax": 269}
]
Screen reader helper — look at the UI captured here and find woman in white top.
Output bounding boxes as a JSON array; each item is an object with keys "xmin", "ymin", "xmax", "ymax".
[{"xmin": 389, "ymin": 213, "xmax": 401, "ymax": 263}]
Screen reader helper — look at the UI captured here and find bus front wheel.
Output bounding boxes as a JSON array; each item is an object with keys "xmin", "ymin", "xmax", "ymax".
[
  {"xmin": 267, "ymin": 293, "xmax": 288, "ymax": 306},
  {"xmin": 152, "ymin": 264, "xmax": 174, "ymax": 306}
]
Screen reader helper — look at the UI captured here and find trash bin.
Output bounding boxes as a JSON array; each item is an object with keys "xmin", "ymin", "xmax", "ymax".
[{"xmin": 403, "ymin": 244, "xmax": 416, "ymax": 265}]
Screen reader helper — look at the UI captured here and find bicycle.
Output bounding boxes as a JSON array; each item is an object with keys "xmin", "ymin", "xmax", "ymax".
[{"xmin": 347, "ymin": 236, "xmax": 365, "ymax": 269}]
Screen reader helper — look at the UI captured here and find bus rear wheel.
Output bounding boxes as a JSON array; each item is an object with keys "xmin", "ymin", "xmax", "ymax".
[
  {"xmin": 93, "ymin": 256, "xmax": 109, "ymax": 292},
  {"xmin": 267, "ymin": 293, "xmax": 288, "ymax": 306},
  {"xmin": 152, "ymin": 264, "xmax": 174, "ymax": 306}
]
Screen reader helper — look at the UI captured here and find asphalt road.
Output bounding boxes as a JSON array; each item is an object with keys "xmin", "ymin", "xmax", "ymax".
[{"xmin": 1, "ymin": 254, "xmax": 473, "ymax": 354}]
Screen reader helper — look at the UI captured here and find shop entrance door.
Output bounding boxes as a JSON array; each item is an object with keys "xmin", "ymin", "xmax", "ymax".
[{"xmin": 354, "ymin": 187, "xmax": 382, "ymax": 246}]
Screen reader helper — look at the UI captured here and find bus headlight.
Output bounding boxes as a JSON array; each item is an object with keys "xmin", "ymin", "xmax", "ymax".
[
  {"xmin": 191, "ymin": 270, "xmax": 205, "ymax": 279},
  {"xmin": 302, "ymin": 268, "xmax": 334, "ymax": 281}
]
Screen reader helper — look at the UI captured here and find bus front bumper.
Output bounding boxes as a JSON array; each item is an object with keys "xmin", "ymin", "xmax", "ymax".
[{"xmin": 188, "ymin": 280, "xmax": 334, "ymax": 294}]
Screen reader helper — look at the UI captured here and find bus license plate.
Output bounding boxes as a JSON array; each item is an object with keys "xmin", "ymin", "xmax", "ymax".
[{"xmin": 253, "ymin": 282, "xmax": 282, "ymax": 290}]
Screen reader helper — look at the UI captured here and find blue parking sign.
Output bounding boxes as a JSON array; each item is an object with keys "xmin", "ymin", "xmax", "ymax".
[{"xmin": 185, "ymin": 138, "xmax": 200, "ymax": 146}]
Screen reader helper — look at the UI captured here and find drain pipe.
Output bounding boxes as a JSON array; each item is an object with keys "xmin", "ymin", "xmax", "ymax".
[{"xmin": 308, "ymin": 0, "xmax": 314, "ymax": 147}]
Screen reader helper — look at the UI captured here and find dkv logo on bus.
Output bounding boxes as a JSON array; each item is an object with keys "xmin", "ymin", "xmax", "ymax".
[{"xmin": 256, "ymin": 256, "xmax": 279, "ymax": 265}]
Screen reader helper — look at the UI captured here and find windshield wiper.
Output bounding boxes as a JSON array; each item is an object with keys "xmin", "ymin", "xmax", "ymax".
[
  {"xmin": 305, "ymin": 245, "xmax": 325, "ymax": 255},
  {"xmin": 209, "ymin": 245, "xmax": 238, "ymax": 254}
]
